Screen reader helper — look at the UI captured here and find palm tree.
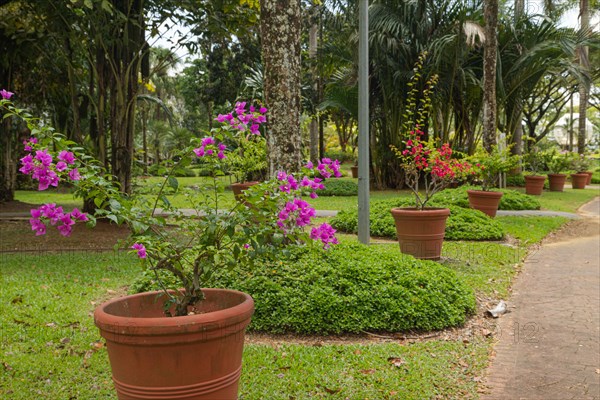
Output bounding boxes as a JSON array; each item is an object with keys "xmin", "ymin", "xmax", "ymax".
[
  {"xmin": 482, "ymin": 0, "xmax": 499, "ymax": 152},
  {"xmin": 578, "ymin": 0, "xmax": 590, "ymax": 153}
]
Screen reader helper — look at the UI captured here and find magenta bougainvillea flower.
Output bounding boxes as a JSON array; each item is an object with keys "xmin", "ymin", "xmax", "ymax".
[{"xmin": 0, "ymin": 89, "xmax": 13, "ymax": 100}]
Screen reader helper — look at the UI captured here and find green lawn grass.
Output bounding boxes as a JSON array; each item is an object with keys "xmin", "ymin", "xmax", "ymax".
[
  {"xmin": 0, "ymin": 212, "xmax": 571, "ymax": 399},
  {"xmin": 535, "ymin": 188, "xmax": 599, "ymax": 212}
]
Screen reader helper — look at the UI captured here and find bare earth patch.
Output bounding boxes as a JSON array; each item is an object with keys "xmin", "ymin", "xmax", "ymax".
[{"xmin": 0, "ymin": 201, "xmax": 129, "ymax": 252}]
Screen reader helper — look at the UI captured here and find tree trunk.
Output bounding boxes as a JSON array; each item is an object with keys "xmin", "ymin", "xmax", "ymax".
[
  {"xmin": 0, "ymin": 116, "xmax": 15, "ymax": 203},
  {"xmin": 142, "ymin": 106, "xmax": 148, "ymax": 175},
  {"xmin": 260, "ymin": 0, "xmax": 303, "ymax": 175},
  {"xmin": 577, "ymin": 0, "xmax": 589, "ymax": 154},
  {"xmin": 309, "ymin": 6, "xmax": 319, "ymax": 164},
  {"xmin": 109, "ymin": 0, "xmax": 145, "ymax": 194},
  {"xmin": 569, "ymin": 93, "xmax": 574, "ymax": 151},
  {"xmin": 482, "ymin": 0, "xmax": 499, "ymax": 152}
]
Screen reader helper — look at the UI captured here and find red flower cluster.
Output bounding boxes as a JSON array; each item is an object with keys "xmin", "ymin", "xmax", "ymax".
[{"xmin": 392, "ymin": 127, "xmax": 472, "ymax": 209}]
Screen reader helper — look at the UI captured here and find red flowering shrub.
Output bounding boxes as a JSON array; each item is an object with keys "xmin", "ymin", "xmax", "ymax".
[{"xmin": 392, "ymin": 128, "xmax": 471, "ymax": 209}]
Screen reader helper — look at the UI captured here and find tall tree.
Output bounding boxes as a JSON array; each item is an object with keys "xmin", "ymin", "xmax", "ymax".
[
  {"xmin": 260, "ymin": 0, "xmax": 303, "ymax": 175},
  {"xmin": 308, "ymin": 2, "xmax": 320, "ymax": 164},
  {"xmin": 578, "ymin": 0, "xmax": 590, "ymax": 153},
  {"xmin": 482, "ymin": 0, "xmax": 499, "ymax": 152}
]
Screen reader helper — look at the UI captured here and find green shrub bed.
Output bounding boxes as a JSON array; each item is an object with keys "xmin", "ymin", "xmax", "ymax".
[
  {"xmin": 317, "ymin": 178, "xmax": 358, "ymax": 196},
  {"xmin": 434, "ymin": 186, "xmax": 541, "ymax": 210},
  {"xmin": 131, "ymin": 244, "xmax": 476, "ymax": 334},
  {"xmin": 331, "ymin": 199, "xmax": 504, "ymax": 241}
]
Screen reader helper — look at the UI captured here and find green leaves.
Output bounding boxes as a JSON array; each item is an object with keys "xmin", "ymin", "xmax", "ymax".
[{"xmin": 167, "ymin": 176, "xmax": 179, "ymax": 191}]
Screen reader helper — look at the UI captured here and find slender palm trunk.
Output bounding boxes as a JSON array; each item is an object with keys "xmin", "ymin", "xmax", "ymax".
[
  {"xmin": 577, "ymin": 0, "xmax": 589, "ymax": 154},
  {"xmin": 482, "ymin": 0, "xmax": 499, "ymax": 152},
  {"xmin": 309, "ymin": 8, "xmax": 319, "ymax": 164}
]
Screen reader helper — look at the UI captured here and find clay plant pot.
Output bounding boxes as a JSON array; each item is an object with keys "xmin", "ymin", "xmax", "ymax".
[
  {"xmin": 524, "ymin": 175, "xmax": 546, "ymax": 195},
  {"xmin": 390, "ymin": 207, "xmax": 450, "ymax": 261},
  {"xmin": 230, "ymin": 181, "xmax": 259, "ymax": 203},
  {"xmin": 547, "ymin": 174, "xmax": 567, "ymax": 192},
  {"xmin": 94, "ymin": 289, "xmax": 254, "ymax": 400},
  {"xmin": 467, "ymin": 190, "xmax": 503, "ymax": 218},
  {"xmin": 571, "ymin": 173, "xmax": 588, "ymax": 189},
  {"xmin": 584, "ymin": 171, "xmax": 593, "ymax": 185},
  {"xmin": 350, "ymin": 165, "xmax": 358, "ymax": 178}
]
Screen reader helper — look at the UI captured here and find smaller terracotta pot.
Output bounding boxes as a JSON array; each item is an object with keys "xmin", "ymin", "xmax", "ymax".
[
  {"xmin": 350, "ymin": 166, "xmax": 358, "ymax": 178},
  {"xmin": 547, "ymin": 174, "xmax": 567, "ymax": 192},
  {"xmin": 584, "ymin": 171, "xmax": 593, "ymax": 185},
  {"xmin": 524, "ymin": 175, "xmax": 546, "ymax": 195},
  {"xmin": 467, "ymin": 190, "xmax": 503, "ymax": 218},
  {"xmin": 230, "ymin": 181, "xmax": 259, "ymax": 203},
  {"xmin": 571, "ymin": 173, "xmax": 588, "ymax": 189},
  {"xmin": 390, "ymin": 207, "xmax": 450, "ymax": 261}
]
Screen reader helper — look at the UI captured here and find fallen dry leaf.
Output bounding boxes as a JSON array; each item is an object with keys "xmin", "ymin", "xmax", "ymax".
[
  {"xmin": 318, "ymin": 385, "xmax": 341, "ymax": 395},
  {"xmin": 387, "ymin": 357, "xmax": 406, "ymax": 368},
  {"xmin": 360, "ymin": 369, "xmax": 376, "ymax": 375}
]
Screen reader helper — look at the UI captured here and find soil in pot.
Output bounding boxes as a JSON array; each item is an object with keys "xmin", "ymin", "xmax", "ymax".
[
  {"xmin": 94, "ymin": 289, "xmax": 254, "ymax": 400},
  {"xmin": 389, "ymin": 207, "xmax": 450, "ymax": 261}
]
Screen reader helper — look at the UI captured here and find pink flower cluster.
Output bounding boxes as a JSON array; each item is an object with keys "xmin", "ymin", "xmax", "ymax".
[
  {"xmin": 276, "ymin": 171, "xmax": 325, "ymax": 199},
  {"xmin": 306, "ymin": 158, "xmax": 343, "ymax": 179},
  {"xmin": 216, "ymin": 102, "xmax": 267, "ymax": 135},
  {"xmin": 277, "ymin": 198, "xmax": 317, "ymax": 232},
  {"xmin": 29, "ymin": 204, "xmax": 88, "ymax": 237},
  {"xmin": 193, "ymin": 137, "xmax": 227, "ymax": 160},
  {"xmin": 131, "ymin": 243, "xmax": 147, "ymax": 259},
  {"xmin": 19, "ymin": 143, "xmax": 80, "ymax": 190},
  {"xmin": 310, "ymin": 223, "xmax": 339, "ymax": 249}
]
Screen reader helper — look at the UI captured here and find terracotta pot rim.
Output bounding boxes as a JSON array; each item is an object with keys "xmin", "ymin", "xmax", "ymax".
[
  {"xmin": 571, "ymin": 173, "xmax": 589, "ymax": 177},
  {"xmin": 524, "ymin": 175, "xmax": 546, "ymax": 180},
  {"xmin": 94, "ymin": 288, "xmax": 254, "ymax": 335},
  {"xmin": 466, "ymin": 189, "xmax": 503, "ymax": 198},
  {"xmin": 390, "ymin": 207, "xmax": 450, "ymax": 217},
  {"xmin": 547, "ymin": 173, "xmax": 567, "ymax": 177}
]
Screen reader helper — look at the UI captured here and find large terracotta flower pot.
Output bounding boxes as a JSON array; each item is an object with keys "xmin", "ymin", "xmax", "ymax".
[
  {"xmin": 571, "ymin": 173, "xmax": 588, "ymax": 189},
  {"xmin": 230, "ymin": 181, "xmax": 259, "ymax": 203},
  {"xmin": 467, "ymin": 190, "xmax": 503, "ymax": 218},
  {"xmin": 547, "ymin": 174, "xmax": 567, "ymax": 192},
  {"xmin": 524, "ymin": 175, "xmax": 545, "ymax": 195},
  {"xmin": 390, "ymin": 207, "xmax": 450, "ymax": 261},
  {"xmin": 94, "ymin": 289, "xmax": 254, "ymax": 400}
]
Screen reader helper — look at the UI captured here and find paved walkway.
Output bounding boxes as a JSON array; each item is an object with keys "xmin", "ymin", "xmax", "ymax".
[{"xmin": 483, "ymin": 197, "xmax": 600, "ymax": 400}]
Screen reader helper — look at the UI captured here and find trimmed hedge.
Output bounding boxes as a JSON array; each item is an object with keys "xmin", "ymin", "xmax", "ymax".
[
  {"xmin": 131, "ymin": 244, "xmax": 476, "ymax": 334},
  {"xmin": 434, "ymin": 186, "xmax": 541, "ymax": 210},
  {"xmin": 331, "ymin": 198, "xmax": 505, "ymax": 241},
  {"xmin": 317, "ymin": 179, "xmax": 358, "ymax": 196}
]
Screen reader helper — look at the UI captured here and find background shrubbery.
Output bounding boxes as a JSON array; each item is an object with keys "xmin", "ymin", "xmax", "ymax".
[
  {"xmin": 331, "ymin": 198, "xmax": 505, "ymax": 241},
  {"xmin": 131, "ymin": 244, "xmax": 476, "ymax": 334},
  {"xmin": 316, "ymin": 179, "xmax": 358, "ymax": 196}
]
